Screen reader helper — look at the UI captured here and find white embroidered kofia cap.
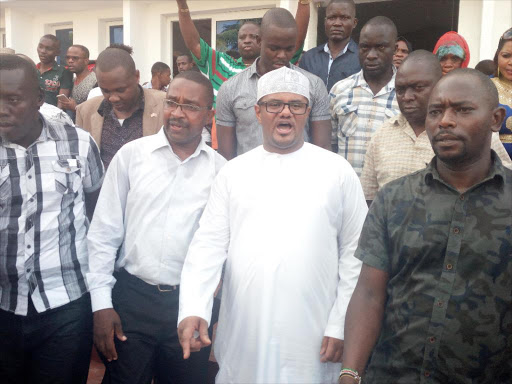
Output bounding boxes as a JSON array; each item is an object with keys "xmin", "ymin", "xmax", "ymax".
[{"xmin": 257, "ymin": 66, "xmax": 310, "ymax": 103}]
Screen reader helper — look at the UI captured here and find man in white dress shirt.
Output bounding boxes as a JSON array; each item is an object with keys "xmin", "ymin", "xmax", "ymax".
[
  {"xmin": 178, "ymin": 67, "xmax": 368, "ymax": 383},
  {"xmin": 87, "ymin": 70, "xmax": 226, "ymax": 384}
]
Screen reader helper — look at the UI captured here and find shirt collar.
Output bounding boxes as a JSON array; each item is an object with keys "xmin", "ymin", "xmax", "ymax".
[
  {"xmin": 391, "ymin": 113, "xmax": 426, "ymax": 140},
  {"xmin": 36, "ymin": 61, "xmax": 59, "ymax": 72},
  {"xmin": 149, "ymin": 127, "xmax": 212, "ymax": 163},
  {"xmin": 354, "ymin": 66, "xmax": 397, "ymax": 96},
  {"xmin": 250, "ymin": 57, "xmax": 293, "ymax": 78},
  {"xmin": 97, "ymin": 85, "xmax": 145, "ymax": 117},
  {"xmin": 0, "ymin": 113, "xmax": 60, "ymax": 148},
  {"xmin": 323, "ymin": 40, "xmax": 350, "ymax": 58},
  {"xmin": 424, "ymin": 150, "xmax": 505, "ymax": 190}
]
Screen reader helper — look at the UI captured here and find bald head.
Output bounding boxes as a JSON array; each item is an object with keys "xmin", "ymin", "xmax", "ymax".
[
  {"xmin": 96, "ymin": 48, "xmax": 136, "ymax": 74},
  {"xmin": 400, "ymin": 50, "xmax": 442, "ymax": 79},
  {"xmin": 395, "ymin": 51, "xmax": 443, "ymax": 128},
  {"xmin": 260, "ymin": 8, "xmax": 297, "ymax": 39},
  {"xmin": 361, "ymin": 16, "xmax": 397, "ymax": 41}
]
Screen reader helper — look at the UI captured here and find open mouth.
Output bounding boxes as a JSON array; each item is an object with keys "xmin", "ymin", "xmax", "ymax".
[{"xmin": 276, "ymin": 122, "xmax": 292, "ymax": 134}]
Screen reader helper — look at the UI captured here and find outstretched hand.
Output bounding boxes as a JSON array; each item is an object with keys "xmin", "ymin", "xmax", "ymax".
[{"xmin": 178, "ymin": 316, "xmax": 211, "ymax": 359}]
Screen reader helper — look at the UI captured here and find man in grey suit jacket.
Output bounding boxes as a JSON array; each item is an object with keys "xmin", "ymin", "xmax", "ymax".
[{"xmin": 76, "ymin": 48, "xmax": 165, "ymax": 169}]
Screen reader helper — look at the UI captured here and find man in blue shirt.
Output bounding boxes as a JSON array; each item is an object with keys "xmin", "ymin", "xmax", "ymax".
[{"xmin": 299, "ymin": 0, "xmax": 360, "ymax": 92}]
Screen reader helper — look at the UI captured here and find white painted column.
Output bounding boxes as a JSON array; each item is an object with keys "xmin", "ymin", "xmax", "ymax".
[
  {"xmin": 123, "ymin": 0, "xmax": 151, "ymax": 83},
  {"xmin": 5, "ymin": 7, "xmax": 34, "ymax": 57},
  {"xmin": 458, "ymin": 0, "xmax": 512, "ymax": 68},
  {"xmin": 278, "ymin": 0, "xmax": 318, "ymax": 50}
]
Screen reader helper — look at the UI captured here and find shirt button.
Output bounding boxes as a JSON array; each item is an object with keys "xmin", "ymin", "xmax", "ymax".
[
  {"xmin": 424, "ymin": 371, "xmax": 431, "ymax": 377},
  {"xmin": 429, "ymin": 336, "xmax": 436, "ymax": 343},
  {"xmin": 29, "ymin": 198, "xmax": 34, "ymax": 203},
  {"xmin": 446, "ymin": 264, "xmax": 453, "ymax": 270},
  {"xmin": 460, "ymin": 195, "xmax": 465, "ymax": 200},
  {"xmin": 27, "ymin": 244, "xmax": 31, "ymax": 249},
  {"xmin": 26, "ymin": 268, "xmax": 31, "ymax": 273},
  {"xmin": 28, "ymin": 175, "xmax": 32, "ymax": 179},
  {"xmin": 453, "ymin": 227, "xmax": 460, "ymax": 234},
  {"xmin": 437, "ymin": 300, "xmax": 444, "ymax": 307}
]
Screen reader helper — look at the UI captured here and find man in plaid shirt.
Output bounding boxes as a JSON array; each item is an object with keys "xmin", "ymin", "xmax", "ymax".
[
  {"xmin": 330, "ymin": 16, "xmax": 400, "ymax": 177},
  {"xmin": 0, "ymin": 54, "xmax": 104, "ymax": 383}
]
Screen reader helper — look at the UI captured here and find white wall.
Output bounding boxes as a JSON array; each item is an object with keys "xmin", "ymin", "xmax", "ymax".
[
  {"xmin": 5, "ymin": 8, "xmax": 34, "ymax": 56},
  {"xmin": 3, "ymin": 5, "xmax": 122, "ymax": 62},
  {"xmin": 458, "ymin": 0, "xmax": 512, "ymax": 68}
]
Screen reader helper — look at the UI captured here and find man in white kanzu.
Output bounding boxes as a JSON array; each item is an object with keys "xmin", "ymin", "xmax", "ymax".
[{"xmin": 178, "ymin": 66, "xmax": 368, "ymax": 383}]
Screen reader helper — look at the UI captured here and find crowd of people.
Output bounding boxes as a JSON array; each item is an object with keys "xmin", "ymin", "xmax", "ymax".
[{"xmin": 0, "ymin": 0, "xmax": 511, "ymax": 383}]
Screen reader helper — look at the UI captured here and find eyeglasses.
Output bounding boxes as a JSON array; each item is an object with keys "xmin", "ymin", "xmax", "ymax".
[
  {"xmin": 258, "ymin": 101, "xmax": 309, "ymax": 115},
  {"xmin": 163, "ymin": 99, "xmax": 211, "ymax": 113}
]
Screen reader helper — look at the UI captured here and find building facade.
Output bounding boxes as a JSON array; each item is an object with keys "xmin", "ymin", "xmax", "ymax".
[{"xmin": 1, "ymin": 0, "xmax": 510, "ymax": 84}]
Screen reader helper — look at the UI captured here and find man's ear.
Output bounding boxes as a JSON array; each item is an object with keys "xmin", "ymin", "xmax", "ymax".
[
  {"xmin": 37, "ymin": 87, "xmax": 45, "ymax": 108},
  {"xmin": 254, "ymin": 104, "xmax": 262, "ymax": 124},
  {"xmin": 206, "ymin": 108, "xmax": 215, "ymax": 126},
  {"xmin": 490, "ymin": 106, "xmax": 506, "ymax": 133}
]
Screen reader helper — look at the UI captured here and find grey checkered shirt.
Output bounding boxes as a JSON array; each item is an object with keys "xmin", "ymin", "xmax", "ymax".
[{"xmin": 0, "ymin": 114, "xmax": 104, "ymax": 315}]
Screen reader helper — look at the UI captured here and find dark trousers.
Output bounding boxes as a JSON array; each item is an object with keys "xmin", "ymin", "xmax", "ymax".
[
  {"xmin": 0, "ymin": 294, "xmax": 93, "ymax": 384},
  {"xmin": 100, "ymin": 269, "xmax": 208, "ymax": 384}
]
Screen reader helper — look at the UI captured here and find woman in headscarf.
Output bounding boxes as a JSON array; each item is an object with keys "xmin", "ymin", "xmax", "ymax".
[
  {"xmin": 491, "ymin": 27, "xmax": 512, "ymax": 159},
  {"xmin": 433, "ymin": 31, "xmax": 470, "ymax": 75}
]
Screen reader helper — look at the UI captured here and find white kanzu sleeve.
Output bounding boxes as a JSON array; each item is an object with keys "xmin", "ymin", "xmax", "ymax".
[
  {"xmin": 178, "ymin": 168, "xmax": 231, "ymax": 326},
  {"xmin": 324, "ymin": 166, "xmax": 367, "ymax": 340}
]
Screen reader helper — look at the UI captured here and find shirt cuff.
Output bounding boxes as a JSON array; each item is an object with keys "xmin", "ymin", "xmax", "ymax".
[
  {"xmin": 324, "ymin": 324, "xmax": 344, "ymax": 340},
  {"xmin": 178, "ymin": 309, "xmax": 212, "ymax": 328},
  {"xmin": 90, "ymin": 286, "xmax": 113, "ymax": 312}
]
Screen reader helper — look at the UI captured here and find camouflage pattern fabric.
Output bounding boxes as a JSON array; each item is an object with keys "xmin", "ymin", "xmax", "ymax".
[{"xmin": 355, "ymin": 152, "xmax": 512, "ymax": 384}]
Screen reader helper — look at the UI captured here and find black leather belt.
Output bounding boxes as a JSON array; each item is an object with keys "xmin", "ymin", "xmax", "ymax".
[{"xmin": 117, "ymin": 268, "xmax": 179, "ymax": 293}]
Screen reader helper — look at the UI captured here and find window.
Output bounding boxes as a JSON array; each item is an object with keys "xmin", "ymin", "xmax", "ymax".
[
  {"xmin": 0, "ymin": 29, "xmax": 6, "ymax": 48},
  {"xmin": 110, "ymin": 25, "xmax": 124, "ymax": 45},
  {"xmin": 316, "ymin": 0, "xmax": 459, "ymax": 51},
  {"xmin": 172, "ymin": 19, "xmax": 211, "ymax": 76},
  {"xmin": 55, "ymin": 28, "xmax": 73, "ymax": 65},
  {"xmin": 216, "ymin": 18, "xmax": 262, "ymax": 58}
]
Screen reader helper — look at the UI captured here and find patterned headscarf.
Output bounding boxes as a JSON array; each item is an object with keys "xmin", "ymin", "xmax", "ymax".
[{"xmin": 433, "ymin": 31, "xmax": 471, "ymax": 68}]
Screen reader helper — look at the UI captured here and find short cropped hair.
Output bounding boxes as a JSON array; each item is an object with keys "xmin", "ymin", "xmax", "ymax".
[
  {"xmin": 40, "ymin": 34, "xmax": 61, "ymax": 50},
  {"xmin": 260, "ymin": 8, "xmax": 297, "ymax": 38},
  {"xmin": 327, "ymin": 0, "xmax": 356, "ymax": 15},
  {"xmin": 151, "ymin": 61, "xmax": 171, "ymax": 76},
  {"xmin": 70, "ymin": 44, "xmax": 90, "ymax": 59},
  {"xmin": 444, "ymin": 68, "xmax": 499, "ymax": 109},
  {"xmin": 96, "ymin": 48, "xmax": 136, "ymax": 74},
  {"xmin": 0, "ymin": 54, "xmax": 40, "ymax": 92},
  {"xmin": 172, "ymin": 70, "xmax": 214, "ymax": 107},
  {"xmin": 362, "ymin": 16, "xmax": 398, "ymax": 41},
  {"xmin": 107, "ymin": 43, "xmax": 134, "ymax": 55}
]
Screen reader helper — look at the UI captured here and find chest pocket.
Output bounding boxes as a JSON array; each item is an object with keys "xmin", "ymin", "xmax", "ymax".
[
  {"xmin": 53, "ymin": 160, "xmax": 82, "ymax": 195},
  {"xmin": 0, "ymin": 165, "xmax": 11, "ymax": 203},
  {"xmin": 233, "ymin": 98, "xmax": 256, "ymax": 120},
  {"xmin": 337, "ymin": 104, "xmax": 359, "ymax": 137}
]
